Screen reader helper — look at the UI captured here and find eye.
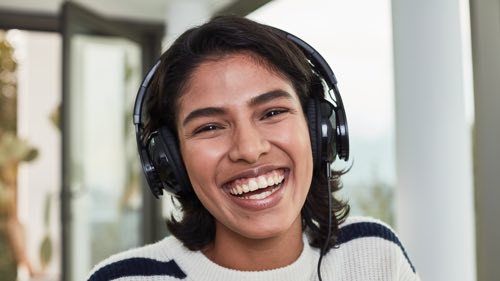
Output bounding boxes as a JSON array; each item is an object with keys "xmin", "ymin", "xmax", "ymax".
[
  {"xmin": 262, "ymin": 108, "xmax": 289, "ymax": 120},
  {"xmin": 192, "ymin": 124, "xmax": 223, "ymax": 135}
]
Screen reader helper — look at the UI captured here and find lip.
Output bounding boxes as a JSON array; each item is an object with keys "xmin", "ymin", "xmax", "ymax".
[{"xmin": 223, "ymin": 169, "xmax": 289, "ymax": 211}]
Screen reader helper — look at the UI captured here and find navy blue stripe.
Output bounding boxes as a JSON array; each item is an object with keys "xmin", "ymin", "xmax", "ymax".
[
  {"xmin": 337, "ymin": 221, "xmax": 416, "ymax": 273},
  {"xmin": 88, "ymin": 257, "xmax": 186, "ymax": 280}
]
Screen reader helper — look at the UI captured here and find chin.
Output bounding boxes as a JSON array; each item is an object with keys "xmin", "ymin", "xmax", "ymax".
[{"xmin": 232, "ymin": 214, "xmax": 302, "ymax": 241}]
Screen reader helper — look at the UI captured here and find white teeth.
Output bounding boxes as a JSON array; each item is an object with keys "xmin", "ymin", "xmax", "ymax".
[
  {"xmin": 248, "ymin": 191, "xmax": 270, "ymax": 200},
  {"xmin": 273, "ymin": 171, "xmax": 279, "ymax": 183},
  {"xmin": 267, "ymin": 176, "xmax": 275, "ymax": 186},
  {"xmin": 242, "ymin": 184, "xmax": 249, "ymax": 193},
  {"xmin": 258, "ymin": 176, "xmax": 268, "ymax": 189},
  {"xmin": 236, "ymin": 185, "xmax": 243, "ymax": 195},
  {"xmin": 277, "ymin": 174, "xmax": 284, "ymax": 183},
  {"xmin": 248, "ymin": 179, "xmax": 258, "ymax": 191},
  {"xmin": 228, "ymin": 170, "xmax": 285, "ymax": 196},
  {"xmin": 241, "ymin": 186, "xmax": 279, "ymax": 200}
]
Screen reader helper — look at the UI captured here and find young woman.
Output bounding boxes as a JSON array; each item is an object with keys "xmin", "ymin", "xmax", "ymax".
[{"xmin": 87, "ymin": 16, "xmax": 420, "ymax": 281}]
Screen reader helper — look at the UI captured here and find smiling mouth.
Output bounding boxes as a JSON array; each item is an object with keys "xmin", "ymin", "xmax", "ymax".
[{"xmin": 226, "ymin": 169, "xmax": 285, "ymax": 200}]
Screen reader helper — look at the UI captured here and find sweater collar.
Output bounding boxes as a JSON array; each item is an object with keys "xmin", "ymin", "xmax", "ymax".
[{"xmin": 173, "ymin": 235, "xmax": 319, "ymax": 281}]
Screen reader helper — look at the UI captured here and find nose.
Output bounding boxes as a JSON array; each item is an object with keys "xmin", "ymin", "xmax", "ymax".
[{"xmin": 228, "ymin": 123, "xmax": 271, "ymax": 163}]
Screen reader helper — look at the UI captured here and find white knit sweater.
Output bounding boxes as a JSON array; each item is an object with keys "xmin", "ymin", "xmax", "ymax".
[{"xmin": 87, "ymin": 217, "xmax": 420, "ymax": 281}]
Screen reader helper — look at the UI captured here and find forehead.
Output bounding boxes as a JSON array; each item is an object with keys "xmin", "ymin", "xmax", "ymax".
[
  {"xmin": 177, "ymin": 53, "xmax": 297, "ymax": 110},
  {"xmin": 187, "ymin": 53, "xmax": 286, "ymax": 90}
]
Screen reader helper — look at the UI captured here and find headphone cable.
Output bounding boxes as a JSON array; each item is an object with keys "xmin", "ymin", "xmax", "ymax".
[{"xmin": 317, "ymin": 163, "xmax": 333, "ymax": 281}]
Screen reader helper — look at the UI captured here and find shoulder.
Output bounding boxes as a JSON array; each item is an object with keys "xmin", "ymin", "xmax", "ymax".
[
  {"xmin": 86, "ymin": 236, "xmax": 188, "ymax": 281},
  {"xmin": 338, "ymin": 216, "xmax": 410, "ymax": 252},
  {"xmin": 327, "ymin": 216, "xmax": 420, "ymax": 280}
]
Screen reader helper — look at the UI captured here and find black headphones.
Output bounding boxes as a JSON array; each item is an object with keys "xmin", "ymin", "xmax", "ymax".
[{"xmin": 133, "ymin": 30, "xmax": 349, "ymax": 198}]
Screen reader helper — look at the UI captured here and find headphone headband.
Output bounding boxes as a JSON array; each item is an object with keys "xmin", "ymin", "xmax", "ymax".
[
  {"xmin": 133, "ymin": 60, "xmax": 160, "ymax": 138},
  {"xmin": 283, "ymin": 32, "xmax": 349, "ymax": 160}
]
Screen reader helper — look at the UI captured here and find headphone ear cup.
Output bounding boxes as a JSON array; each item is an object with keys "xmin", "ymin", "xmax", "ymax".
[
  {"xmin": 147, "ymin": 126, "xmax": 191, "ymax": 195},
  {"xmin": 138, "ymin": 146, "xmax": 164, "ymax": 198},
  {"xmin": 334, "ymin": 106, "xmax": 349, "ymax": 160},
  {"xmin": 320, "ymin": 100, "xmax": 336, "ymax": 162},
  {"xmin": 306, "ymin": 97, "xmax": 337, "ymax": 168},
  {"xmin": 306, "ymin": 98, "xmax": 321, "ymax": 168}
]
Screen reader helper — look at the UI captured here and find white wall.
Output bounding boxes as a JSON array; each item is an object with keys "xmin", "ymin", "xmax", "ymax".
[{"xmin": 391, "ymin": 0, "xmax": 476, "ymax": 280}]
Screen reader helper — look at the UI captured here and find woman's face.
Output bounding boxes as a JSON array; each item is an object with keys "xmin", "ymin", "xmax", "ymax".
[{"xmin": 176, "ymin": 53, "xmax": 313, "ymax": 241}]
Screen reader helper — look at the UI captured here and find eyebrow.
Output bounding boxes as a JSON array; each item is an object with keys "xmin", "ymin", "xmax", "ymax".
[
  {"xmin": 182, "ymin": 107, "xmax": 226, "ymax": 127},
  {"xmin": 181, "ymin": 89, "xmax": 294, "ymax": 127},
  {"xmin": 248, "ymin": 89, "xmax": 294, "ymax": 107}
]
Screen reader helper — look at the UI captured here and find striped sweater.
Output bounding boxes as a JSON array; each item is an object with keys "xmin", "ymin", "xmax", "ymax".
[{"xmin": 87, "ymin": 217, "xmax": 420, "ymax": 280}]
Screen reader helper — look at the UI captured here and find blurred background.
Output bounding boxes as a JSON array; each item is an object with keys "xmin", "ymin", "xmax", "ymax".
[{"xmin": 0, "ymin": 0, "xmax": 498, "ymax": 280}]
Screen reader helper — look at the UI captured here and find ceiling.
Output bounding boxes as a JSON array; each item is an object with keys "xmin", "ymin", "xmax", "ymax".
[{"xmin": 0, "ymin": 0, "xmax": 238, "ymax": 23}]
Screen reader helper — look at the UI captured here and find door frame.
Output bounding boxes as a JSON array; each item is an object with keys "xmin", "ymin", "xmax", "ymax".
[{"xmin": 60, "ymin": 2, "xmax": 164, "ymax": 280}]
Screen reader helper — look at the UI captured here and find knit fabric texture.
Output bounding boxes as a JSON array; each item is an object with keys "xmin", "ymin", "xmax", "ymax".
[{"xmin": 87, "ymin": 216, "xmax": 420, "ymax": 281}]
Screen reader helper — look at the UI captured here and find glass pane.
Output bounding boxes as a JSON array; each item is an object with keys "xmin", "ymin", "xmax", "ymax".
[{"xmin": 67, "ymin": 34, "xmax": 142, "ymax": 281}]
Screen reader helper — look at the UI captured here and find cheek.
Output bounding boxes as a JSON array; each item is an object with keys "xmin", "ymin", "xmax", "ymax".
[
  {"xmin": 271, "ymin": 117, "xmax": 314, "ymax": 181},
  {"xmin": 290, "ymin": 119, "xmax": 314, "ymax": 186},
  {"xmin": 179, "ymin": 139, "xmax": 227, "ymax": 189},
  {"xmin": 280, "ymin": 117, "xmax": 313, "ymax": 160},
  {"xmin": 180, "ymin": 143, "xmax": 221, "ymax": 213}
]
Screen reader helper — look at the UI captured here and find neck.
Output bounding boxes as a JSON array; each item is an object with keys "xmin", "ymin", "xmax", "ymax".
[{"xmin": 203, "ymin": 216, "xmax": 304, "ymax": 271}]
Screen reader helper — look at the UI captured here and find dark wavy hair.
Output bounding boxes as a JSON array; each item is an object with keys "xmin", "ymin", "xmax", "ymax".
[{"xmin": 144, "ymin": 15, "xmax": 350, "ymax": 252}]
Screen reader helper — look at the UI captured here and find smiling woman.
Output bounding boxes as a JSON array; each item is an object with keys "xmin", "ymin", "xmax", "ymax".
[
  {"xmin": 176, "ymin": 53, "xmax": 313, "ymax": 268},
  {"xmin": 87, "ymin": 15, "xmax": 420, "ymax": 281}
]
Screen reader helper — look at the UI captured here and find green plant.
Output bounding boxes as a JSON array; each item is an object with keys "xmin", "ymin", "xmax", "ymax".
[
  {"xmin": 353, "ymin": 168, "xmax": 395, "ymax": 226},
  {"xmin": 39, "ymin": 193, "xmax": 53, "ymax": 268},
  {"xmin": 356, "ymin": 180, "xmax": 394, "ymax": 225},
  {"xmin": 0, "ymin": 29, "xmax": 39, "ymax": 281}
]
